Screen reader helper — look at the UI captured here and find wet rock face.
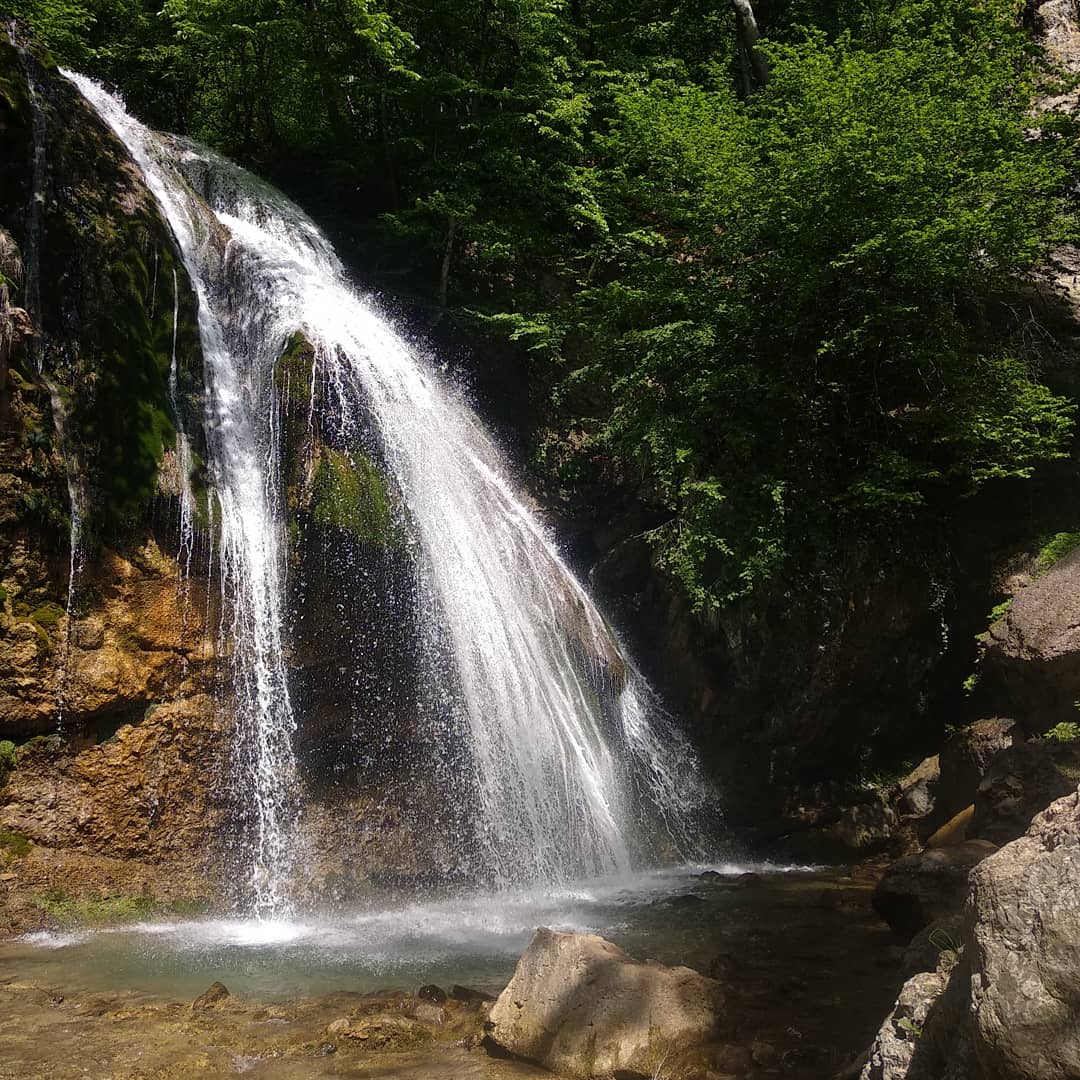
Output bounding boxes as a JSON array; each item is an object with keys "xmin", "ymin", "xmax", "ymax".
[
  {"xmin": 969, "ymin": 790, "xmax": 1080, "ymax": 1080},
  {"xmin": 0, "ymin": 543, "xmax": 217, "ymax": 736},
  {"xmin": 486, "ymin": 927, "xmax": 724, "ymax": 1079},
  {"xmin": 0, "ymin": 694, "xmax": 229, "ymax": 873}
]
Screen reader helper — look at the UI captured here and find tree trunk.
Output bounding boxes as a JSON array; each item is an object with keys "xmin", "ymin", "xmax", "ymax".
[
  {"xmin": 730, "ymin": 0, "xmax": 769, "ymax": 87},
  {"xmin": 434, "ymin": 214, "xmax": 457, "ymax": 323}
]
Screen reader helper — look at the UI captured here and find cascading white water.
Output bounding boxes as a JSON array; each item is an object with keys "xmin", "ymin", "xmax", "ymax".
[
  {"xmin": 68, "ymin": 73, "xmax": 711, "ymax": 897},
  {"xmin": 64, "ymin": 73, "xmax": 299, "ymax": 918}
]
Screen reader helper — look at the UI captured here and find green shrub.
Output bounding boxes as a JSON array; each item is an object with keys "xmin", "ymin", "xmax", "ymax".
[
  {"xmin": 1036, "ymin": 532, "xmax": 1080, "ymax": 576},
  {"xmin": 1041, "ymin": 721, "xmax": 1080, "ymax": 742}
]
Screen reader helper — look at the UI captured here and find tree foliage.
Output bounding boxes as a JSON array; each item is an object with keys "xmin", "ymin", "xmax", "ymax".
[{"xmin": 9, "ymin": 0, "xmax": 1079, "ymax": 609}]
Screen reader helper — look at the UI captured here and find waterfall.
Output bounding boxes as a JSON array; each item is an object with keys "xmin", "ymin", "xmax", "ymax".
[{"xmin": 67, "ymin": 73, "xmax": 711, "ymax": 904}]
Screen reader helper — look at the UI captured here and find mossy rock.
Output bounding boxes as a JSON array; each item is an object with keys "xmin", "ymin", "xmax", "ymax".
[
  {"xmin": 311, "ymin": 447, "xmax": 400, "ymax": 548},
  {"xmin": 30, "ymin": 602, "xmax": 65, "ymax": 631},
  {"xmin": 0, "ymin": 41, "xmax": 31, "ymax": 132},
  {"xmin": 274, "ymin": 331, "xmax": 317, "ymax": 406},
  {"xmin": 33, "ymin": 889, "xmax": 207, "ymax": 926},
  {"xmin": 0, "ymin": 741, "xmax": 17, "ymax": 788},
  {"xmin": 4, "ymin": 52, "xmax": 207, "ymax": 543},
  {"xmin": 0, "ymin": 828, "xmax": 31, "ymax": 858}
]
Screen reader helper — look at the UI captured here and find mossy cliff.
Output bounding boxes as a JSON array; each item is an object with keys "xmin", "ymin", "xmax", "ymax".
[
  {"xmin": 0, "ymin": 25, "xmax": 232, "ymax": 923},
  {"xmin": 1, "ymin": 28, "xmax": 205, "ymax": 539}
]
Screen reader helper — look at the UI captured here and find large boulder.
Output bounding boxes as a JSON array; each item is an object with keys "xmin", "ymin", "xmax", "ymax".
[
  {"xmin": 968, "ymin": 789, "xmax": 1080, "ymax": 1080},
  {"xmin": 486, "ymin": 928, "xmax": 724, "ymax": 1079},
  {"xmin": 969, "ymin": 739, "xmax": 1080, "ymax": 845},
  {"xmin": 933, "ymin": 719, "xmax": 1018, "ymax": 827},
  {"xmin": 895, "ymin": 755, "xmax": 940, "ymax": 820},
  {"xmin": 859, "ymin": 956, "xmax": 973, "ymax": 1080},
  {"xmin": 872, "ymin": 840, "xmax": 997, "ymax": 940},
  {"xmin": 980, "ymin": 546, "xmax": 1080, "ymax": 728}
]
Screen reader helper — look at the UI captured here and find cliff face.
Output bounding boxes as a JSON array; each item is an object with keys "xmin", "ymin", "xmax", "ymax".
[
  {"xmin": 0, "ymin": 27, "xmax": 229, "ymax": 923},
  {"xmin": 0, "ymin": 34, "xmax": 458, "ymax": 924}
]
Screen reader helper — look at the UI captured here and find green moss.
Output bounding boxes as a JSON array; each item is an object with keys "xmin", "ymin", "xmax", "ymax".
[
  {"xmin": 30, "ymin": 602, "xmax": 65, "ymax": 631},
  {"xmin": 0, "ymin": 42, "xmax": 31, "ymax": 129},
  {"xmin": 986, "ymin": 598, "xmax": 1012, "ymax": 625},
  {"xmin": 1036, "ymin": 532, "xmax": 1080, "ymax": 576},
  {"xmin": 274, "ymin": 332, "xmax": 316, "ymax": 406},
  {"xmin": 35, "ymin": 889, "xmax": 158, "ymax": 926},
  {"xmin": 312, "ymin": 448, "xmax": 399, "ymax": 547},
  {"xmin": 0, "ymin": 741, "xmax": 16, "ymax": 787},
  {"xmin": 33, "ymin": 889, "xmax": 209, "ymax": 926},
  {"xmin": 0, "ymin": 829, "xmax": 31, "ymax": 858}
]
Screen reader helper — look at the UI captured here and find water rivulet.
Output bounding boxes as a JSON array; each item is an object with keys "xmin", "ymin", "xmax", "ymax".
[{"xmin": 67, "ymin": 73, "xmax": 712, "ymax": 916}]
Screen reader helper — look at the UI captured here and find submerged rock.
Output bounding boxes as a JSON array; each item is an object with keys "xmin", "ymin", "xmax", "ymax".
[
  {"xmin": 192, "ymin": 981, "xmax": 230, "ymax": 1010},
  {"xmin": 450, "ymin": 984, "xmax": 494, "ymax": 1005},
  {"xmin": 486, "ymin": 927, "xmax": 723, "ymax": 1079}
]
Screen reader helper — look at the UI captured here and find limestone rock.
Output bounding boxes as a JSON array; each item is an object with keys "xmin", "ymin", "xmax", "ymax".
[
  {"xmin": 860, "ymin": 970, "xmax": 948, "ymax": 1080},
  {"xmin": 969, "ymin": 789, "xmax": 1080, "ymax": 1080},
  {"xmin": 872, "ymin": 840, "xmax": 997, "ymax": 940},
  {"xmin": 896, "ymin": 755, "xmax": 940, "ymax": 819},
  {"xmin": 980, "ymin": 546, "xmax": 1080, "ymax": 728},
  {"xmin": 934, "ymin": 719, "xmax": 1018, "ymax": 826},
  {"xmin": 486, "ymin": 928, "xmax": 724, "ymax": 1079},
  {"xmin": 830, "ymin": 798, "xmax": 899, "ymax": 852},
  {"xmin": 859, "ymin": 958, "xmax": 973, "ymax": 1080},
  {"xmin": 969, "ymin": 739, "xmax": 1079, "ymax": 845},
  {"xmin": 901, "ymin": 915, "xmax": 964, "ymax": 977}
]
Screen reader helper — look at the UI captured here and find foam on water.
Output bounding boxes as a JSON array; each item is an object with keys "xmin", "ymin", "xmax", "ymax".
[{"xmin": 8, "ymin": 862, "xmax": 815, "ymax": 1000}]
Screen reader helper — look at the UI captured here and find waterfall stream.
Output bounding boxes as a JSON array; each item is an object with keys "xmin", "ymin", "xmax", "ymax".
[{"xmin": 67, "ymin": 73, "xmax": 711, "ymax": 913}]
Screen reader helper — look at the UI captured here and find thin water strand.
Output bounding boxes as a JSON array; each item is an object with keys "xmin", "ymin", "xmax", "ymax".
[{"xmin": 66, "ymin": 72, "xmax": 300, "ymax": 917}]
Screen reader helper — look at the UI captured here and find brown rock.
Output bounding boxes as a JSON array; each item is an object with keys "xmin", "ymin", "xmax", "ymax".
[
  {"xmin": 926, "ymin": 805, "xmax": 973, "ymax": 848},
  {"xmin": 970, "ymin": 740, "xmax": 1079, "ymax": 845},
  {"xmin": 934, "ymin": 719, "xmax": 1018, "ymax": 826},
  {"xmin": 980, "ymin": 544, "xmax": 1080, "ymax": 728},
  {"xmin": 191, "ymin": 981, "xmax": 229, "ymax": 1010}
]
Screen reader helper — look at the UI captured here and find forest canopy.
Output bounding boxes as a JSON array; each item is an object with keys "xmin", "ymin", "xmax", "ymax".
[{"xmin": 9, "ymin": 0, "xmax": 1080, "ymax": 609}]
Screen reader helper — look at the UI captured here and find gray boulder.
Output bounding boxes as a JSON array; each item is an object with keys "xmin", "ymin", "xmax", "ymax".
[
  {"xmin": 934, "ymin": 719, "xmax": 1018, "ymax": 826},
  {"xmin": 486, "ymin": 928, "xmax": 723, "ymax": 1078},
  {"xmin": 970, "ymin": 739, "xmax": 1079, "ymax": 845},
  {"xmin": 901, "ymin": 915, "xmax": 964, "ymax": 978},
  {"xmin": 896, "ymin": 755, "xmax": 940, "ymax": 820},
  {"xmin": 969, "ymin": 789, "xmax": 1080, "ymax": 1080},
  {"xmin": 859, "ymin": 969, "xmax": 947, "ymax": 1080},
  {"xmin": 860, "ymin": 957, "xmax": 974, "ymax": 1080},
  {"xmin": 830, "ymin": 798, "xmax": 899, "ymax": 852},
  {"xmin": 980, "ymin": 545, "xmax": 1080, "ymax": 728},
  {"xmin": 872, "ymin": 841, "xmax": 997, "ymax": 940}
]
